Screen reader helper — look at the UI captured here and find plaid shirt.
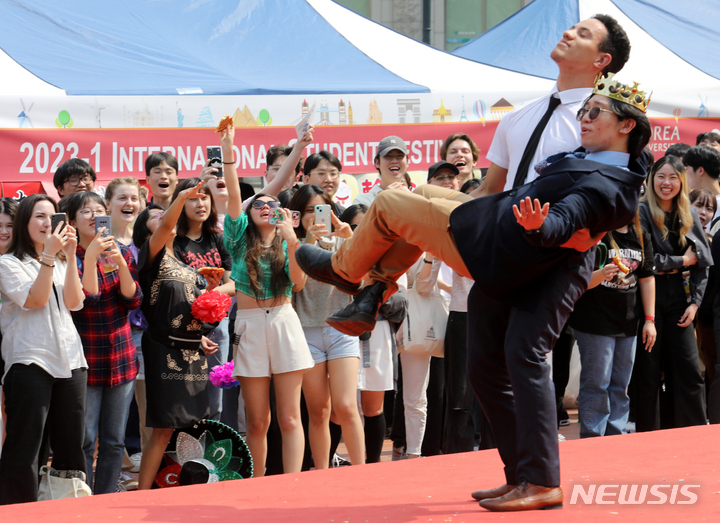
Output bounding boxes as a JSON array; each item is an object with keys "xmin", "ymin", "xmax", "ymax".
[{"xmin": 72, "ymin": 244, "xmax": 142, "ymax": 387}]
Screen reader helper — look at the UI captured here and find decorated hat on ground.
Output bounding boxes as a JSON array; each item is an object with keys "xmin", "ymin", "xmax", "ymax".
[{"xmin": 153, "ymin": 419, "xmax": 253, "ymax": 488}]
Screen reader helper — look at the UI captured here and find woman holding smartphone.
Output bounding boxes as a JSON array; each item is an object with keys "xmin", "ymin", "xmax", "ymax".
[
  {"xmin": 0, "ymin": 194, "xmax": 85, "ymax": 504},
  {"xmin": 221, "ymin": 122, "xmax": 315, "ymax": 476},
  {"xmin": 63, "ymin": 191, "xmax": 142, "ymax": 494},
  {"xmin": 288, "ymin": 184, "xmax": 364, "ymax": 468}
]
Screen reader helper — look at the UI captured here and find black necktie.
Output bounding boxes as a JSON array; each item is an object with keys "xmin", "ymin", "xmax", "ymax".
[{"xmin": 512, "ymin": 95, "xmax": 562, "ymax": 188}]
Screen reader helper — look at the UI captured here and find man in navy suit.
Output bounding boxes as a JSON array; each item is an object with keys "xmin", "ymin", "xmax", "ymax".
[{"xmin": 296, "ymin": 75, "xmax": 652, "ymax": 510}]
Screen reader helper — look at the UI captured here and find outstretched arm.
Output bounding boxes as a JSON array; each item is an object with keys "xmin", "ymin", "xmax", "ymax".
[
  {"xmin": 516, "ymin": 189, "xmax": 610, "ymax": 250},
  {"xmin": 469, "ymin": 163, "xmax": 508, "ymax": 198},
  {"xmin": 261, "ymin": 127, "xmax": 314, "ymax": 198},
  {"xmin": 148, "ymin": 181, "xmax": 204, "ymax": 263}
]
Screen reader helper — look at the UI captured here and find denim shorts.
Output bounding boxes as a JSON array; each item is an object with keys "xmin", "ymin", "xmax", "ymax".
[{"xmin": 303, "ymin": 326, "xmax": 360, "ymax": 364}]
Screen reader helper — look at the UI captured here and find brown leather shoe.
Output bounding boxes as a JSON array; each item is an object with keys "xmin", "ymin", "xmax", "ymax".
[
  {"xmin": 479, "ymin": 482, "xmax": 563, "ymax": 511},
  {"xmin": 471, "ymin": 484, "xmax": 514, "ymax": 501}
]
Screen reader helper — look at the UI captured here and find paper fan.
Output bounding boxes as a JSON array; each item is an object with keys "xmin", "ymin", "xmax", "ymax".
[{"xmin": 153, "ymin": 419, "xmax": 253, "ymax": 488}]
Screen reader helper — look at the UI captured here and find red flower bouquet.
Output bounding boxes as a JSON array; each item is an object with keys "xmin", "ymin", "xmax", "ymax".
[{"xmin": 191, "ymin": 291, "xmax": 232, "ymax": 324}]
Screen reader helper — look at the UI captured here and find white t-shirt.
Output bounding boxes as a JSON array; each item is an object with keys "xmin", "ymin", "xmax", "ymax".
[
  {"xmin": 487, "ymin": 84, "xmax": 593, "ymax": 191},
  {"xmin": 353, "ymin": 184, "xmax": 383, "ymax": 207},
  {"xmin": 0, "ymin": 255, "xmax": 86, "ymax": 383}
]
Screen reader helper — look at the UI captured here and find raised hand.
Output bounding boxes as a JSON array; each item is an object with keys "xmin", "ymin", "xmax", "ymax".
[{"xmin": 513, "ymin": 197, "xmax": 549, "ymax": 231}]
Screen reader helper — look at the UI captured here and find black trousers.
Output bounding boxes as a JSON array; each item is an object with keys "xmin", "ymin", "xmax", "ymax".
[
  {"xmin": 466, "ymin": 263, "xmax": 587, "ymax": 488},
  {"xmin": 441, "ymin": 311, "xmax": 476, "ymax": 453},
  {"xmin": 632, "ymin": 273, "xmax": 706, "ymax": 431},
  {"xmin": 0, "ymin": 364, "xmax": 87, "ymax": 505}
]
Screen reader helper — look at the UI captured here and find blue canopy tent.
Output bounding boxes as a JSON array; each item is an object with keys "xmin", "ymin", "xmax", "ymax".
[{"xmin": 452, "ymin": 0, "xmax": 720, "ymax": 116}]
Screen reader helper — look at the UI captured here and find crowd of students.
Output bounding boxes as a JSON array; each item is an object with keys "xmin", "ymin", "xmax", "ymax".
[{"xmin": 1, "ymin": 108, "xmax": 719, "ymax": 505}]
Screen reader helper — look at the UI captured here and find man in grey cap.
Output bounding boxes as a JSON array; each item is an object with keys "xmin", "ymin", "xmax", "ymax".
[{"xmin": 353, "ymin": 135, "xmax": 409, "ymax": 207}]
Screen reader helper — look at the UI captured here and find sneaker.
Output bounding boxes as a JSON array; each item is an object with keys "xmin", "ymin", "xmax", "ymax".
[
  {"xmin": 391, "ymin": 446, "xmax": 406, "ymax": 461},
  {"xmin": 331, "ymin": 453, "xmax": 351, "ymax": 467},
  {"xmin": 625, "ymin": 421, "xmax": 636, "ymax": 433},
  {"xmin": 557, "ymin": 433, "xmax": 566, "ymax": 442},
  {"xmin": 127, "ymin": 452, "xmax": 142, "ymax": 473},
  {"xmin": 117, "ymin": 471, "xmax": 138, "ymax": 491}
]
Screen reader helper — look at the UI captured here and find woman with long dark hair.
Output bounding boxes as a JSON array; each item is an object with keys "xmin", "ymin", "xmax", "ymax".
[
  {"xmin": 288, "ymin": 184, "xmax": 364, "ymax": 468},
  {"xmin": 634, "ymin": 155, "xmax": 711, "ymax": 431},
  {"xmin": 0, "ymin": 194, "xmax": 85, "ymax": 504},
  {"xmin": 221, "ymin": 122, "xmax": 315, "ymax": 476},
  {"xmin": 170, "ymin": 177, "xmax": 233, "ymax": 420},
  {"xmin": 134, "ymin": 181, "xmax": 222, "ymax": 490}
]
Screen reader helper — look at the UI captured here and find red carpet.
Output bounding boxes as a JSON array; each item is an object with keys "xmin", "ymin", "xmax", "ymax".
[{"xmin": 3, "ymin": 425, "xmax": 719, "ymax": 522}]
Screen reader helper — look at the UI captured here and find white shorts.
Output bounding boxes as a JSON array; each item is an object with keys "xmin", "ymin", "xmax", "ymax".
[
  {"xmin": 232, "ymin": 303, "xmax": 314, "ymax": 378},
  {"xmin": 357, "ymin": 319, "xmax": 394, "ymax": 392}
]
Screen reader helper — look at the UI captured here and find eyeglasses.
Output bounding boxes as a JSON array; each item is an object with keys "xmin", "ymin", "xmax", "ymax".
[
  {"xmin": 148, "ymin": 211, "xmax": 165, "ymax": 220},
  {"xmin": 251, "ymin": 199, "xmax": 281, "ymax": 210},
  {"xmin": 432, "ymin": 174, "xmax": 458, "ymax": 183},
  {"xmin": 309, "ymin": 170, "xmax": 340, "ymax": 177},
  {"xmin": 78, "ymin": 208, "xmax": 106, "ymax": 218},
  {"xmin": 66, "ymin": 174, "xmax": 94, "ymax": 187},
  {"xmin": 576, "ymin": 106, "xmax": 615, "ymax": 122}
]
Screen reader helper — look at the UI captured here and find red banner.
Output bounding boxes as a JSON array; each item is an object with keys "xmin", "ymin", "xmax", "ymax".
[
  {"xmin": 0, "ymin": 118, "xmax": 718, "ymax": 190},
  {"xmin": 0, "ymin": 122, "xmax": 497, "ymax": 183}
]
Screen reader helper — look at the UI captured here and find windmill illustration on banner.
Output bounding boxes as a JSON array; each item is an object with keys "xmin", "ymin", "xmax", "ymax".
[
  {"xmin": 18, "ymin": 99, "xmax": 34, "ymax": 128},
  {"xmin": 698, "ymin": 95, "xmax": 709, "ymax": 118}
]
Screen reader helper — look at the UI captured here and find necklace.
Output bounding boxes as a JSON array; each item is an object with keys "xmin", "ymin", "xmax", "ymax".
[
  {"xmin": 261, "ymin": 243, "xmax": 273, "ymax": 248},
  {"xmin": 188, "ymin": 235, "xmax": 204, "ymax": 244}
]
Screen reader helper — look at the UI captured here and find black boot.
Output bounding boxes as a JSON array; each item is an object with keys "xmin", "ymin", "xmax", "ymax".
[
  {"xmin": 326, "ymin": 282, "xmax": 387, "ymax": 336},
  {"xmin": 295, "ymin": 244, "xmax": 363, "ymax": 295}
]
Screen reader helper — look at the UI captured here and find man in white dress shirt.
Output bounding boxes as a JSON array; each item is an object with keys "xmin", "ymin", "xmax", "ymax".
[{"xmin": 472, "ymin": 14, "xmax": 631, "ymax": 198}]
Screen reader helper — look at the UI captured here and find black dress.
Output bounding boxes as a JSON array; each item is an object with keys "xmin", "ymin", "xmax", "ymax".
[{"xmin": 138, "ymin": 243, "xmax": 217, "ymax": 428}]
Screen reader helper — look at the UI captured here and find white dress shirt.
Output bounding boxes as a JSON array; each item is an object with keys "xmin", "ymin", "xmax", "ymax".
[
  {"xmin": 0, "ymin": 255, "xmax": 86, "ymax": 383},
  {"xmin": 487, "ymin": 84, "xmax": 593, "ymax": 191}
]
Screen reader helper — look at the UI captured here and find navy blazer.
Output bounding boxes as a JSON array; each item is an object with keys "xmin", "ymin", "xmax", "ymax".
[{"xmin": 449, "ymin": 156, "xmax": 646, "ymax": 308}]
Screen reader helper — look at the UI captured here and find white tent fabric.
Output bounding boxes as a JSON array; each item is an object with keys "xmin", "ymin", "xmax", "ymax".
[{"xmin": 307, "ymin": 0, "xmax": 551, "ymax": 94}]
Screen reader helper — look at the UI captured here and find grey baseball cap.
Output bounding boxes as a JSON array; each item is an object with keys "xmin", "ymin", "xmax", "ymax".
[{"xmin": 377, "ymin": 136, "xmax": 408, "ymax": 157}]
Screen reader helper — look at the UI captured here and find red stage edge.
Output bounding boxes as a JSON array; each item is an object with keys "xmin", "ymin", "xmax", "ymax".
[{"xmin": 2, "ymin": 424, "xmax": 718, "ymax": 522}]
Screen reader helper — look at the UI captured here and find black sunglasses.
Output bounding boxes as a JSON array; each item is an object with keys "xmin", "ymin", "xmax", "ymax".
[
  {"xmin": 576, "ymin": 106, "xmax": 615, "ymax": 122},
  {"xmin": 251, "ymin": 199, "xmax": 280, "ymax": 210}
]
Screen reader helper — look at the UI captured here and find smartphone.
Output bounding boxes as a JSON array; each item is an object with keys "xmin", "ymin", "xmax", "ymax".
[
  {"xmin": 51, "ymin": 212, "xmax": 67, "ymax": 233},
  {"xmin": 94, "ymin": 215, "xmax": 112, "ymax": 251},
  {"xmin": 268, "ymin": 209, "xmax": 283, "ymax": 225},
  {"xmin": 314, "ymin": 204, "xmax": 332, "ymax": 237},
  {"xmin": 206, "ymin": 146, "xmax": 223, "ymax": 177}
]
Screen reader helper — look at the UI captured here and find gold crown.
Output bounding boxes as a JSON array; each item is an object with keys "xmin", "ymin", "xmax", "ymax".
[{"xmin": 593, "ymin": 73, "xmax": 651, "ymax": 113}]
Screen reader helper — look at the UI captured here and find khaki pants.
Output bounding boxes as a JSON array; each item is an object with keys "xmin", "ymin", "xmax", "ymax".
[{"xmin": 332, "ymin": 185, "xmax": 473, "ymax": 302}]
